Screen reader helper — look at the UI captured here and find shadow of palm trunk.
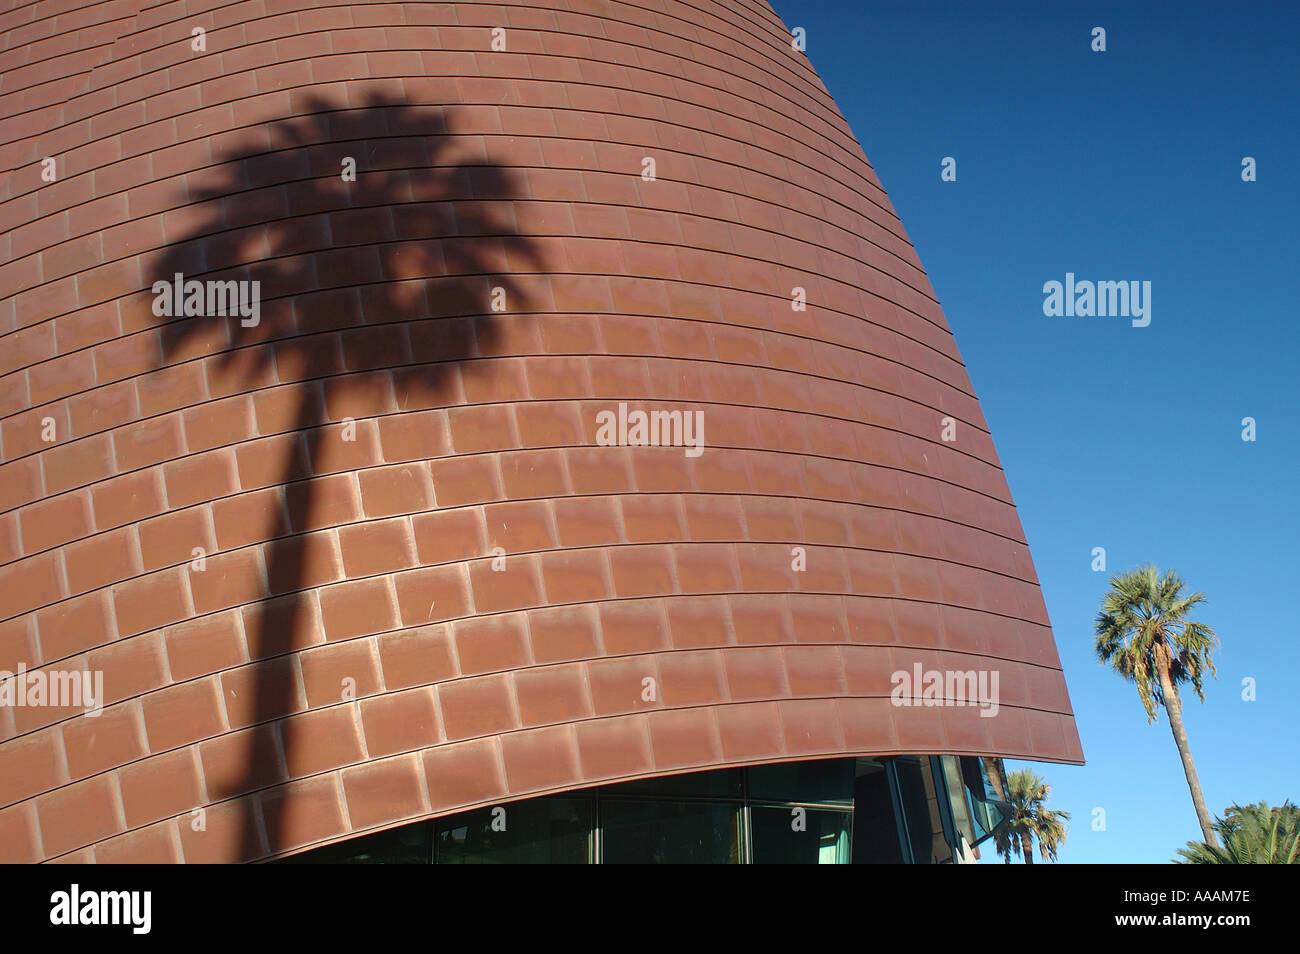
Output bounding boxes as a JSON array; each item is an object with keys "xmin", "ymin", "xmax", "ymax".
[{"xmin": 243, "ymin": 392, "xmax": 322, "ymax": 859}]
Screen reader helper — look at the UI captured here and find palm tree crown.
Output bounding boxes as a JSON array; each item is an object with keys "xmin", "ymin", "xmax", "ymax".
[
  {"xmin": 1176, "ymin": 801, "xmax": 1300, "ymax": 864},
  {"xmin": 994, "ymin": 769, "xmax": 1070, "ymax": 864},
  {"xmin": 1094, "ymin": 565, "xmax": 1219, "ymax": 723}
]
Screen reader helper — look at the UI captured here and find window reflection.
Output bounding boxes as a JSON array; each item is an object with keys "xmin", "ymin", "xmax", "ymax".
[
  {"xmin": 851, "ymin": 759, "xmax": 904, "ymax": 863},
  {"xmin": 595, "ymin": 768, "xmax": 743, "ymax": 799},
  {"xmin": 278, "ymin": 754, "xmax": 1012, "ymax": 864},
  {"xmin": 892, "ymin": 756, "xmax": 942, "ymax": 863},
  {"xmin": 747, "ymin": 759, "xmax": 854, "ymax": 806},
  {"xmin": 750, "ymin": 806, "xmax": 851, "ymax": 863},
  {"xmin": 435, "ymin": 798, "xmax": 592, "ymax": 864},
  {"xmin": 601, "ymin": 800, "xmax": 742, "ymax": 864}
]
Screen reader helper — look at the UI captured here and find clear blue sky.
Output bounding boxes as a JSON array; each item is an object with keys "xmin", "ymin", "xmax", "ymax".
[{"xmin": 772, "ymin": 0, "xmax": 1300, "ymax": 862}]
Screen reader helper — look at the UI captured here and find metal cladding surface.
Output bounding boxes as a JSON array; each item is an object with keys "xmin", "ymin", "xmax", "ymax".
[{"xmin": 0, "ymin": 0, "xmax": 1082, "ymax": 863}]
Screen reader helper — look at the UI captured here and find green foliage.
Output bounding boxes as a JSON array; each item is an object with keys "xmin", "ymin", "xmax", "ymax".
[
  {"xmin": 1094, "ymin": 564, "xmax": 1219, "ymax": 722},
  {"xmin": 994, "ymin": 769, "xmax": 1070, "ymax": 863},
  {"xmin": 1175, "ymin": 801, "xmax": 1300, "ymax": 864}
]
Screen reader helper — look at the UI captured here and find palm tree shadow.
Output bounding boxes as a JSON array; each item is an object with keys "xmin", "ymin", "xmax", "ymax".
[{"xmin": 152, "ymin": 91, "xmax": 542, "ymax": 860}]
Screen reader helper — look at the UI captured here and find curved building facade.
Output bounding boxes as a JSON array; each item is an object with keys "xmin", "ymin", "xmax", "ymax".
[{"xmin": 0, "ymin": 0, "xmax": 1081, "ymax": 863}]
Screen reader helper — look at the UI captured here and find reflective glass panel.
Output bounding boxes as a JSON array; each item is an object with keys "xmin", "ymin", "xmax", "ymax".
[
  {"xmin": 600, "ymin": 799, "xmax": 742, "ymax": 863},
  {"xmin": 746, "ymin": 758, "xmax": 855, "ymax": 805},
  {"xmin": 852, "ymin": 759, "xmax": 904, "ymax": 863},
  {"xmin": 750, "ymin": 806, "xmax": 851, "ymax": 863},
  {"xmin": 892, "ymin": 755, "xmax": 938, "ymax": 864},
  {"xmin": 434, "ymin": 798, "xmax": 593, "ymax": 864},
  {"xmin": 596, "ymin": 767, "xmax": 743, "ymax": 799}
]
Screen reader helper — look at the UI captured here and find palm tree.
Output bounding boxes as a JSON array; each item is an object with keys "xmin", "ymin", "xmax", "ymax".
[
  {"xmin": 1094, "ymin": 565, "xmax": 1220, "ymax": 845},
  {"xmin": 994, "ymin": 769, "xmax": 1070, "ymax": 864},
  {"xmin": 1176, "ymin": 801, "xmax": 1300, "ymax": 864}
]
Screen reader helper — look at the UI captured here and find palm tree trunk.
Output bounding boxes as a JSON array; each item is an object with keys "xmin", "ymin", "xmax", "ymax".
[
  {"xmin": 1158, "ymin": 662, "xmax": 1218, "ymax": 846},
  {"xmin": 1022, "ymin": 838, "xmax": 1033, "ymax": 865}
]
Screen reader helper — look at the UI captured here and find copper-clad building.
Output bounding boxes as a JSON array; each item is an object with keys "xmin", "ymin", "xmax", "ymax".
[{"xmin": 0, "ymin": 0, "xmax": 1081, "ymax": 864}]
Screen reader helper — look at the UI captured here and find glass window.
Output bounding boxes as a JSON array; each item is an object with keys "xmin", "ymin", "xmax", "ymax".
[
  {"xmin": 956, "ymin": 755, "xmax": 1010, "ymax": 842},
  {"xmin": 746, "ymin": 759, "xmax": 855, "ymax": 805},
  {"xmin": 940, "ymin": 754, "xmax": 978, "ymax": 847},
  {"xmin": 435, "ymin": 797, "xmax": 593, "ymax": 864},
  {"xmin": 276, "ymin": 754, "xmax": 1020, "ymax": 864},
  {"xmin": 892, "ymin": 756, "xmax": 940, "ymax": 864},
  {"xmin": 595, "ymin": 767, "xmax": 743, "ymax": 799},
  {"xmin": 750, "ymin": 806, "xmax": 851, "ymax": 863},
  {"xmin": 281, "ymin": 821, "xmax": 431, "ymax": 864},
  {"xmin": 924, "ymin": 756, "xmax": 956, "ymax": 863},
  {"xmin": 852, "ymin": 759, "xmax": 904, "ymax": 863},
  {"xmin": 600, "ymin": 799, "xmax": 742, "ymax": 863}
]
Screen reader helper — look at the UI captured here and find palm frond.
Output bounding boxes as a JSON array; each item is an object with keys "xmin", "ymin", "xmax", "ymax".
[
  {"xmin": 1093, "ymin": 564, "xmax": 1219, "ymax": 722},
  {"xmin": 993, "ymin": 769, "xmax": 1070, "ymax": 864},
  {"xmin": 1175, "ymin": 801, "xmax": 1300, "ymax": 864}
]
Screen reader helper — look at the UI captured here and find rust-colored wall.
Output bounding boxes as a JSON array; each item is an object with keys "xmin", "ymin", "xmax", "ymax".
[{"xmin": 0, "ymin": 0, "xmax": 1081, "ymax": 863}]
